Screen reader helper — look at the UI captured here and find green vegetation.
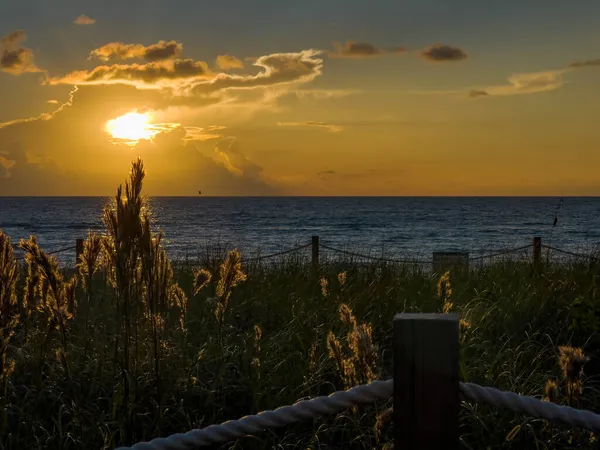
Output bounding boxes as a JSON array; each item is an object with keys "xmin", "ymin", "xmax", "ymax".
[{"xmin": 1, "ymin": 159, "xmax": 599, "ymax": 449}]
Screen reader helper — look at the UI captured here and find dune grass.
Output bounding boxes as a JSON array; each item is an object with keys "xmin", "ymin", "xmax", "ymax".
[{"xmin": 1, "ymin": 159, "xmax": 600, "ymax": 449}]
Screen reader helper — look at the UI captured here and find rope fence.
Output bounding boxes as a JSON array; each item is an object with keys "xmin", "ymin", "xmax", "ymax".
[
  {"xmin": 243, "ymin": 243, "xmax": 312, "ymax": 263},
  {"xmin": 542, "ymin": 244, "xmax": 599, "ymax": 261},
  {"xmin": 318, "ymin": 243, "xmax": 431, "ymax": 265},
  {"xmin": 115, "ymin": 377, "xmax": 600, "ymax": 450},
  {"xmin": 9, "ymin": 236, "xmax": 599, "ymax": 269}
]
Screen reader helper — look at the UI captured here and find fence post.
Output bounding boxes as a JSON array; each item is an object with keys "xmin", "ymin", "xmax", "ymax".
[
  {"xmin": 312, "ymin": 235, "xmax": 319, "ymax": 270},
  {"xmin": 394, "ymin": 313, "xmax": 459, "ymax": 450},
  {"xmin": 76, "ymin": 238, "xmax": 84, "ymax": 266},
  {"xmin": 533, "ymin": 236, "xmax": 541, "ymax": 269}
]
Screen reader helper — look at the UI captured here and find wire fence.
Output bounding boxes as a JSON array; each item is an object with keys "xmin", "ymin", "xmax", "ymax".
[{"xmin": 114, "ymin": 378, "xmax": 600, "ymax": 450}]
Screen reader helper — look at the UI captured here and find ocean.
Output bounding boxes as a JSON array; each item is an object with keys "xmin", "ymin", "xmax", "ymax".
[{"xmin": 1, "ymin": 197, "xmax": 599, "ymax": 265}]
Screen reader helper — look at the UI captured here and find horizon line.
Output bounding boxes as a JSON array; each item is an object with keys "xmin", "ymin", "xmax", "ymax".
[{"xmin": 1, "ymin": 195, "xmax": 600, "ymax": 199}]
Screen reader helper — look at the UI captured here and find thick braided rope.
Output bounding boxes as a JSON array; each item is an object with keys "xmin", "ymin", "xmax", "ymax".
[
  {"xmin": 460, "ymin": 382, "xmax": 600, "ymax": 432},
  {"xmin": 115, "ymin": 379, "xmax": 393, "ymax": 450}
]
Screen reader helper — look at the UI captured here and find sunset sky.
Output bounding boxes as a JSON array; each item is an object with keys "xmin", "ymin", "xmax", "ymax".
[{"xmin": 1, "ymin": 0, "xmax": 600, "ymax": 196}]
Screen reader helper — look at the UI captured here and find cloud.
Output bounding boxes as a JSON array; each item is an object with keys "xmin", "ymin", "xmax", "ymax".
[
  {"xmin": 470, "ymin": 70, "xmax": 566, "ymax": 97},
  {"xmin": 277, "ymin": 121, "xmax": 343, "ymax": 133},
  {"xmin": 89, "ymin": 40, "xmax": 184, "ymax": 62},
  {"xmin": 292, "ymin": 89, "xmax": 360, "ymax": 100},
  {"xmin": 329, "ymin": 41, "xmax": 385, "ymax": 58},
  {"xmin": 47, "ymin": 59, "xmax": 212, "ymax": 88},
  {"xmin": 73, "ymin": 15, "xmax": 96, "ymax": 25},
  {"xmin": 1, "ymin": 30, "xmax": 42, "ymax": 75},
  {"xmin": 216, "ymin": 55, "xmax": 244, "ymax": 70},
  {"xmin": 569, "ymin": 58, "xmax": 600, "ymax": 68},
  {"xmin": 468, "ymin": 89, "xmax": 490, "ymax": 98},
  {"xmin": 47, "ymin": 49, "xmax": 323, "ymax": 102},
  {"xmin": 419, "ymin": 44, "xmax": 468, "ymax": 62},
  {"xmin": 188, "ymin": 49, "xmax": 323, "ymax": 95},
  {"xmin": 0, "ymin": 85, "xmax": 281, "ymax": 195},
  {"xmin": 47, "ymin": 99, "xmax": 60, "ymax": 104}
]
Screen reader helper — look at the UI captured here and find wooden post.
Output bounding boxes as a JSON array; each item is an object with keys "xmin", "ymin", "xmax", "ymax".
[
  {"xmin": 533, "ymin": 236, "xmax": 541, "ymax": 269},
  {"xmin": 394, "ymin": 313, "xmax": 459, "ymax": 450},
  {"xmin": 311, "ymin": 235, "xmax": 319, "ymax": 270},
  {"xmin": 76, "ymin": 238, "xmax": 84, "ymax": 266}
]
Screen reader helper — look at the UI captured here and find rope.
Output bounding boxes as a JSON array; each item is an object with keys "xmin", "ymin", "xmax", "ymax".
[
  {"xmin": 460, "ymin": 382, "xmax": 600, "ymax": 432},
  {"xmin": 541, "ymin": 245, "xmax": 598, "ymax": 261},
  {"xmin": 244, "ymin": 243, "xmax": 312, "ymax": 263},
  {"xmin": 114, "ymin": 379, "xmax": 393, "ymax": 450},
  {"xmin": 468, "ymin": 244, "xmax": 533, "ymax": 261},
  {"xmin": 115, "ymin": 379, "xmax": 600, "ymax": 450},
  {"xmin": 319, "ymin": 244, "xmax": 430, "ymax": 265},
  {"xmin": 14, "ymin": 245, "xmax": 77, "ymax": 261}
]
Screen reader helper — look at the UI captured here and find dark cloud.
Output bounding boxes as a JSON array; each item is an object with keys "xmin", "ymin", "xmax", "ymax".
[
  {"xmin": 419, "ymin": 44, "xmax": 468, "ymax": 62},
  {"xmin": 329, "ymin": 41, "xmax": 384, "ymax": 58},
  {"xmin": 216, "ymin": 55, "xmax": 244, "ymax": 70},
  {"xmin": 89, "ymin": 40, "xmax": 184, "ymax": 62},
  {"xmin": 48, "ymin": 59, "xmax": 211, "ymax": 87},
  {"xmin": 468, "ymin": 89, "xmax": 489, "ymax": 98},
  {"xmin": 1, "ymin": 30, "xmax": 26, "ymax": 46},
  {"xmin": 569, "ymin": 59, "xmax": 600, "ymax": 68},
  {"xmin": 1, "ymin": 30, "xmax": 42, "ymax": 75},
  {"xmin": 73, "ymin": 15, "xmax": 96, "ymax": 25}
]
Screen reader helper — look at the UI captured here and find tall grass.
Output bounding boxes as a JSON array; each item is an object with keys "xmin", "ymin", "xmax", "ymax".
[{"xmin": 0, "ymin": 159, "xmax": 599, "ymax": 449}]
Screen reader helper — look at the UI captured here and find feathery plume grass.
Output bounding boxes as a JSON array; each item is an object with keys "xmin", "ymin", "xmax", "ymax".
[
  {"xmin": 558, "ymin": 345, "xmax": 588, "ymax": 405},
  {"xmin": 215, "ymin": 249, "xmax": 247, "ymax": 325},
  {"xmin": 438, "ymin": 270, "xmax": 453, "ymax": 313},
  {"xmin": 320, "ymin": 277, "xmax": 328, "ymax": 297},
  {"xmin": 327, "ymin": 303, "xmax": 377, "ymax": 388},
  {"xmin": 337, "ymin": 271, "xmax": 347, "ymax": 287},
  {"xmin": 193, "ymin": 268, "xmax": 212, "ymax": 296},
  {"xmin": 339, "ymin": 303, "xmax": 357, "ymax": 328},
  {"xmin": 78, "ymin": 231, "xmax": 103, "ymax": 307},
  {"xmin": 0, "ymin": 232, "xmax": 20, "ymax": 385},
  {"xmin": 544, "ymin": 379, "xmax": 559, "ymax": 403}
]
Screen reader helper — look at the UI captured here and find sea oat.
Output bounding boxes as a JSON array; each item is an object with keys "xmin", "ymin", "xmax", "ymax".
[
  {"xmin": 337, "ymin": 271, "xmax": 347, "ymax": 286},
  {"xmin": 214, "ymin": 249, "xmax": 247, "ymax": 324},
  {"xmin": 437, "ymin": 271, "xmax": 452, "ymax": 301},
  {"xmin": 339, "ymin": 303, "xmax": 357, "ymax": 328},
  {"xmin": 544, "ymin": 379, "xmax": 559, "ymax": 403},
  {"xmin": 0, "ymin": 232, "xmax": 20, "ymax": 382},
  {"xmin": 320, "ymin": 277, "xmax": 328, "ymax": 297},
  {"xmin": 559, "ymin": 346, "xmax": 588, "ymax": 403},
  {"xmin": 193, "ymin": 268, "xmax": 212, "ymax": 295}
]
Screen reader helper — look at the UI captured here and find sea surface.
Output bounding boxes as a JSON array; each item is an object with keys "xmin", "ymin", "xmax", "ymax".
[{"xmin": 1, "ymin": 197, "xmax": 599, "ymax": 265}]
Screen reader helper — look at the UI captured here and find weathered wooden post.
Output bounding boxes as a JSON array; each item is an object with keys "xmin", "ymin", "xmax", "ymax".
[
  {"xmin": 76, "ymin": 238, "xmax": 84, "ymax": 266},
  {"xmin": 394, "ymin": 313, "xmax": 460, "ymax": 450},
  {"xmin": 533, "ymin": 236, "xmax": 541, "ymax": 270},
  {"xmin": 312, "ymin": 235, "xmax": 319, "ymax": 270}
]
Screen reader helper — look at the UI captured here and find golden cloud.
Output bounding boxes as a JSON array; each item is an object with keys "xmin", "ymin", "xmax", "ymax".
[
  {"xmin": 89, "ymin": 40, "xmax": 183, "ymax": 62},
  {"xmin": 216, "ymin": 55, "xmax": 244, "ymax": 70},
  {"xmin": 188, "ymin": 49, "xmax": 323, "ymax": 95},
  {"xmin": 277, "ymin": 121, "xmax": 343, "ymax": 133},
  {"xmin": 73, "ymin": 15, "xmax": 96, "ymax": 25},
  {"xmin": 469, "ymin": 70, "xmax": 566, "ymax": 97},
  {"xmin": 47, "ymin": 59, "xmax": 212, "ymax": 88},
  {"xmin": 1, "ymin": 30, "xmax": 42, "ymax": 75}
]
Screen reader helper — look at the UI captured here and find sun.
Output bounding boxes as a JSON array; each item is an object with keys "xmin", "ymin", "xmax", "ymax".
[{"xmin": 105, "ymin": 112, "xmax": 160, "ymax": 145}]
